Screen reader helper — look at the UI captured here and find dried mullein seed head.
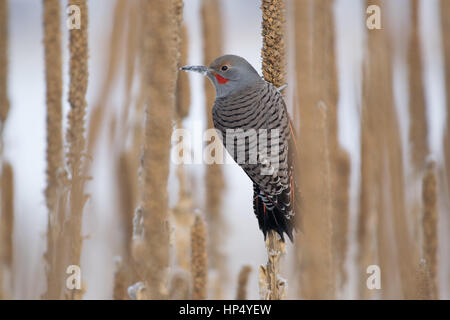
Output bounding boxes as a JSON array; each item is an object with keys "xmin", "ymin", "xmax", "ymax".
[
  {"xmin": 236, "ymin": 265, "xmax": 252, "ymax": 300},
  {"xmin": 191, "ymin": 214, "xmax": 208, "ymax": 300}
]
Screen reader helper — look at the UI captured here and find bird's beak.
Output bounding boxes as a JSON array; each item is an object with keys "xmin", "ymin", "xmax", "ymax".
[{"xmin": 179, "ymin": 65, "xmax": 212, "ymax": 76}]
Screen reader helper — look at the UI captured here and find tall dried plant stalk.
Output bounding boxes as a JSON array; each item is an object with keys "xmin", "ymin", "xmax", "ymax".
[
  {"xmin": 359, "ymin": 1, "xmax": 413, "ymax": 298},
  {"xmin": 176, "ymin": 24, "xmax": 191, "ymax": 120},
  {"xmin": 134, "ymin": 0, "xmax": 182, "ymax": 300},
  {"xmin": 442, "ymin": 0, "xmax": 450, "ymax": 202},
  {"xmin": 0, "ymin": 0, "xmax": 9, "ymax": 131},
  {"xmin": 42, "ymin": 0, "xmax": 67, "ymax": 300},
  {"xmin": 293, "ymin": 0, "xmax": 307, "ymax": 299},
  {"xmin": 236, "ymin": 265, "xmax": 252, "ymax": 300},
  {"xmin": 442, "ymin": 0, "xmax": 450, "ymax": 297},
  {"xmin": 377, "ymin": 158, "xmax": 407, "ymax": 299},
  {"xmin": 117, "ymin": 153, "xmax": 136, "ymax": 260},
  {"xmin": 64, "ymin": 0, "xmax": 89, "ymax": 300},
  {"xmin": 128, "ymin": 3, "xmax": 152, "ymax": 281},
  {"xmin": 358, "ymin": 127, "xmax": 380, "ymax": 299},
  {"xmin": 261, "ymin": 0, "xmax": 286, "ymax": 88},
  {"xmin": 125, "ymin": 0, "xmax": 149, "ymax": 207},
  {"xmin": 119, "ymin": 1, "xmax": 138, "ymax": 136},
  {"xmin": 202, "ymin": 0, "xmax": 223, "ymax": 127},
  {"xmin": 0, "ymin": 162, "xmax": 13, "ymax": 299},
  {"xmin": 293, "ymin": 0, "xmax": 336, "ymax": 299},
  {"xmin": 359, "ymin": 0, "xmax": 419, "ymax": 299},
  {"xmin": 113, "ymin": 258, "xmax": 128, "ymax": 300},
  {"xmin": 316, "ymin": 0, "xmax": 348, "ymax": 295},
  {"xmin": 0, "ymin": 162, "xmax": 13, "ymax": 268},
  {"xmin": 292, "ymin": 2, "xmax": 308, "ymax": 298},
  {"xmin": 0, "ymin": 4, "xmax": 10, "ymax": 296},
  {"xmin": 415, "ymin": 259, "xmax": 433, "ymax": 299},
  {"xmin": 384, "ymin": 21, "xmax": 420, "ymax": 301},
  {"xmin": 86, "ymin": 0, "xmax": 127, "ymax": 156},
  {"xmin": 422, "ymin": 161, "xmax": 438, "ymax": 298},
  {"xmin": 43, "ymin": 0, "xmax": 64, "ymax": 215},
  {"xmin": 191, "ymin": 214, "xmax": 208, "ymax": 300},
  {"xmin": 407, "ymin": 0, "xmax": 428, "ymax": 271},
  {"xmin": 333, "ymin": 149, "xmax": 351, "ymax": 289},
  {"xmin": 408, "ymin": 0, "xmax": 428, "ymax": 173},
  {"xmin": 174, "ymin": 0, "xmax": 184, "ymax": 61},
  {"xmin": 169, "ymin": 271, "xmax": 191, "ymax": 300},
  {"xmin": 259, "ymin": 231, "xmax": 286, "ymax": 300},
  {"xmin": 0, "ymin": 12, "xmax": 9, "ymax": 290},
  {"xmin": 113, "ymin": 3, "xmax": 142, "ymax": 295},
  {"xmin": 358, "ymin": 0, "xmax": 393, "ymax": 299},
  {"xmin": 171, "ymin": 165, "xmax": 194, "ymax": 271},
  {"xmin": 259, "ymin": 0, "xmax": 288, "ymax": 300},
  {"xmin": 358, "ymin": 0, "xmax": 381, "ymax": 299},
  {"xmin": 201, "ymin": 0, "xmax": 226, "ymax": 299},
  {"xmin": 132, "ymin": 0, "xmax": 152, "ymax": 139}
]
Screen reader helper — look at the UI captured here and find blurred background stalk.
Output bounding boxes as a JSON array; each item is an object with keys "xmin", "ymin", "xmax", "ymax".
[
  {"xmin": 259, "ymin": 0, "xmax": 287, "ymax": 301},
  {"xmin": 201, "ymin": 0, "xmax": 227, "ymax": 300},
  {"xmin": 132, "ymin": 0, "xmax": 182, "ymax": 300},
  {"xmin": 293, "ymin": 0, "xmax": 338, "ymax": 300}
]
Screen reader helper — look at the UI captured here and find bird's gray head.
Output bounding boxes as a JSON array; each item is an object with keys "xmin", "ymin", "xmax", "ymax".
[{"xmin": 181, "ymin": 54, "xmax": 263, "ymax": 98}]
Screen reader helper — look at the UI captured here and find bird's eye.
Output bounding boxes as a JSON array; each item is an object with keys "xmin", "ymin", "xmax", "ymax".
[{"xmin": 221, "ymin": 65, "xmax": 228, "ymax": 71}]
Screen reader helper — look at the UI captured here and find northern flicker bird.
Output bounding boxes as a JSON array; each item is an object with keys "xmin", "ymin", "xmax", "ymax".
[{"xmin": 182, "ymin": 54, "xmax": 297, "ymax": 242}]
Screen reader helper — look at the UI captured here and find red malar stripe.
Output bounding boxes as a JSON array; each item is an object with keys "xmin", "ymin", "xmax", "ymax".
[{"xmin": 215, "ymin": 73, "xmax": 229, "ymax": 84}]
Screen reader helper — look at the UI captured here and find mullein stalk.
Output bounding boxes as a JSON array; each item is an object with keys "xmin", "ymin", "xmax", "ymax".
[
  {"xmin": 408, "ymin": 0, "xmax": 428, "ymax": 172},
  {"xmin": 293, "ymin": 0, "xmax": 336, "ymax": 299},
  {"xmin": 442, "ymin": 0, "xmax": 450, "ymax": 206},
  {"xmin": 260, "ymin": 0, "xmax": 287, "ymax": 300},
  {"xmin": 133, "ymin": 0, "xmax": 182, "ymax": 299},
  {"xmin": 236, "ymin": 265, "xmax": 252, "ymax": 300},
  {"xmin": 201, "ymin": 0, "xmax": 227, "ymax": 299},
  {"xmin": 64, "ymin": 0, "xmax": 89, "ymax": 300},
  {"xmin": 422, "ymin": 161, "xmax": 438, "ymax": 299},
  {"xmin": 41, "ymin": 0, "xmax": 66, "ymax": 300},
  {"xmin": 0, "ymin": 0, "xmax": 9, "ymax": 129},
  {"xmin": 0, "ymin": 162, "xmax": 14, "ymax": 298},
  {"xmin": 191, "ymin": 214, "xmax": 208, "ymax": 300}
]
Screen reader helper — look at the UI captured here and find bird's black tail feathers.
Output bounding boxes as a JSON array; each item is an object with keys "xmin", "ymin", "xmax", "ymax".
[{"xmin": 253, "ymin": 183, "xmax": 296, "ymax": 242}]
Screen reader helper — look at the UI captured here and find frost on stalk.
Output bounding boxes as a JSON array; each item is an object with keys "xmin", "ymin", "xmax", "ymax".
[
  {"xmin": 259, "ymin": 230, "xmax": 287, "ymax": 300},
  {"xmin": 128, "ymin": 281, "xmax": 146, "ymax": 300},
  {"xmin": 113, "ymin": 256, "xmax": 122, "ymax": 272},
  {"xmin": 131, "ymin": 206, "xmax": 146, "ymax": 261},
  {"xmin": 277, "ymin": 275, "xmax": 287, "ymax": 298},
  {"xmin": 132, "ymin": 205, "xmax": 145, "ymax": 241},
  {"xmin": 168, "ymin": 212, "xmax": 176, "ymax": 246},
  {"xmin": 269, "ymin": 249, "xmax": 280, "ymax": 257}
]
